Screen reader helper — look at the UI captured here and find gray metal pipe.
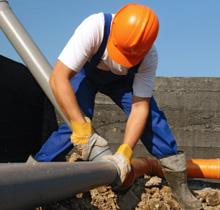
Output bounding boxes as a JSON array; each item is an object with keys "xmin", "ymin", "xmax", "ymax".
[
  {"xmin": 0, "ymin": 3, "xmax": 118, "ymax": 209},
  {"xmin": 0, "ymin": 161, "xmax": 118, "ymax": 210},
  {"xmin": 0, "ymin": 0, "xmax": 113, "ymax": 161},
  {"xmin": 0, "ymin": 0, "xmax": 69, "ymax": 126}
]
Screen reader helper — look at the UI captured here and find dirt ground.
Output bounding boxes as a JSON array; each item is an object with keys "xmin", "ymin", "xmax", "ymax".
[{"xmin": 44, "ymin": 175, "xmax": 220, "ymax": 210}]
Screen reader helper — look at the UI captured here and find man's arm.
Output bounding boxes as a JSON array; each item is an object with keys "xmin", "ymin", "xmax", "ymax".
[
  {"xmin": 103, "ymin": 95, "xmax": 150, "ymax": 184},
  {"xmin": 50, "ymin": 60, "xmax": 112, "ymax": 160},
  {"xmin": 49, "ymin": 60, "xmax": 86, "ymax": 123},
  {"xmin": 123, "ymin": 96, "xmax": 150, "ymax": 148}
]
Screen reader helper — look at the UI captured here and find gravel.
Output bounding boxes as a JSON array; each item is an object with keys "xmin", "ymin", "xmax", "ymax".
[{"xmin": 43, "ymin": 176, "xmax": 220, "ymax": 210}]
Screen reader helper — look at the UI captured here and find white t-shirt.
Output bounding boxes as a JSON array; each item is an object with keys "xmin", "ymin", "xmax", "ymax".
[{"xmin": 58, "ymin": 13, "xmax": 158, "ymax": 98}]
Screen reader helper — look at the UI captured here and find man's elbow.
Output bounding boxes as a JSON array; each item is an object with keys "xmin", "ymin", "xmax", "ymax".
[{"xmin": 132, "ymin": 98, "xmax": 150, "ymax": 117}]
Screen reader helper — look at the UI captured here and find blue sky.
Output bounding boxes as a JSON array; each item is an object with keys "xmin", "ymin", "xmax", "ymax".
[{"xmin": 1, "ymin": 0, "xmax": 220, "ymax": 77}]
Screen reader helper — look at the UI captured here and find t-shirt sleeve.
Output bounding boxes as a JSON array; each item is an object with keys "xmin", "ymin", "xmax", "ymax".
[
  {"xmin": 132, "ymin": 46, "xmax": 158, "ymax": 98},
  {"xmin": 58, "ymin": 13, "xmax": 104, "ymax": 72}
]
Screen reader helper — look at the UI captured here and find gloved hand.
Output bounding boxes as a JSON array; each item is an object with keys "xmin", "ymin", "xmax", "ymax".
[
  {"xmin": 71, "ymin": 117, "xmax": 112, "ymax": 161},
  {"xmin": 102, "ymin": 144, "xmax": 133, "ymax": 185},
  {"xmin": 71, "ymin": 117, "xmax": 93, "ymax": 145}
]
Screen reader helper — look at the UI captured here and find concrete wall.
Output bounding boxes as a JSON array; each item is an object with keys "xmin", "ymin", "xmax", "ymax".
[{"xmin": 93, "ymin": 77, "xmax": 220, "ymax": 159}]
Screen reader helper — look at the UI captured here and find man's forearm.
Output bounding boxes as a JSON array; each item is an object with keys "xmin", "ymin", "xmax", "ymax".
[
  {"xmin": 50, "ymin": 60, "xmax": 85, "ymax": 123},
  {"xmin": 123, "ymin": 96, "xmax": 150, "ymax": 149}
]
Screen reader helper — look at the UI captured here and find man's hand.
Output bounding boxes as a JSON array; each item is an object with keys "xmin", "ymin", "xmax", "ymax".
[
  {"xmin": 103, "ymin": 144, "xmax": 133, "ymax": 185},
  {"xmin": 71, "ymin": 117, "xmax": 93, "ymax": 145},
  {"xmin": 71, "ymin": 117, "xmax": 112, "ymax": 160}
]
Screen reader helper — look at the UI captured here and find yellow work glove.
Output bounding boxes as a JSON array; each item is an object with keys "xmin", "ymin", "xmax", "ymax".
[
  {"xmin": 70, "ymin": 117, "xmax": 93, "ymax": 145},
  {"xmin": 103, "ymin": 144, "xmax": 133, "ymax": 185},
  {"xmin": 70, "ymin": 117, "xmax": 112, "ymax": 161}
]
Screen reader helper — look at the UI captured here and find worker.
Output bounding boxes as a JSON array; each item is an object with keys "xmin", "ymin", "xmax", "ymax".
[{"xmin": 34, "ymin": 4, "xmax": 202, "ymax": 209}]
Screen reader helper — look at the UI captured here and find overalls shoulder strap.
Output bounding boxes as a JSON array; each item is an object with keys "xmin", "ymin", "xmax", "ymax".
[
  {"xmin": 86, "ymin": 13, "xmax": 141, "ymax": 73},
  {"xmin": 85, "ymin": 13, "xmax": 112, "ymax": 68}
]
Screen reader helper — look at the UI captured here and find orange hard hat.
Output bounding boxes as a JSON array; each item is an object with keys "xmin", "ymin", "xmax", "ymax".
[{"xmin": 107, "ymin": 4, "xmax": 159, "ymax": 68}]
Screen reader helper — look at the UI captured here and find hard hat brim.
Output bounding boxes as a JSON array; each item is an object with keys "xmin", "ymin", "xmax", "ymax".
[{"xmin": 107, "ymin": 37, "xmax": 144, "ymax": 68}]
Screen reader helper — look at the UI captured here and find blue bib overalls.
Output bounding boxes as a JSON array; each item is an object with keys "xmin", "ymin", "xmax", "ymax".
[{"xmin": 35, "ymin": 14, "xmax": 177, "ymax": 162}]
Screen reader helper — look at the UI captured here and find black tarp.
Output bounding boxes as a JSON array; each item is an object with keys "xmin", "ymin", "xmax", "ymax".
[{"xmin": 0, "ymin": 55, "xmax": 58, "ymax": 162}]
